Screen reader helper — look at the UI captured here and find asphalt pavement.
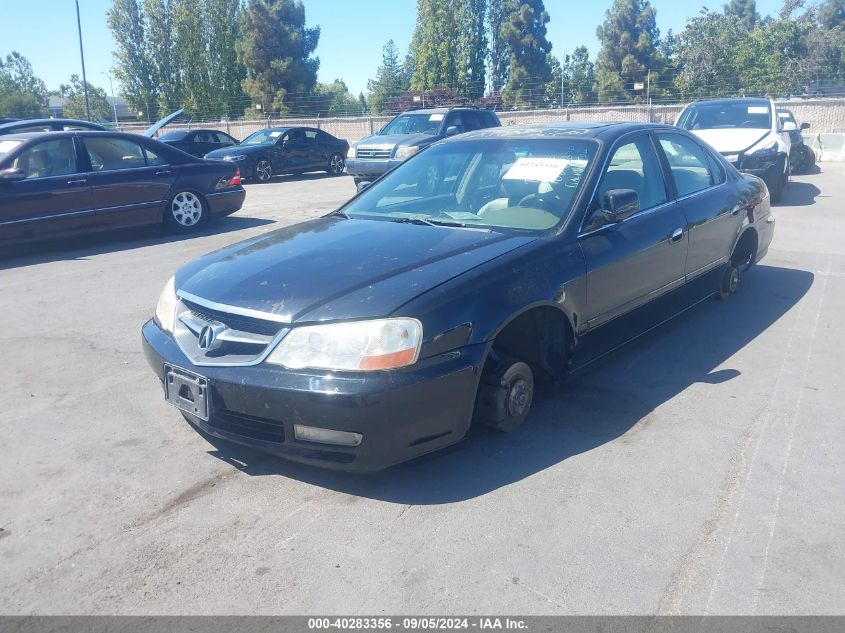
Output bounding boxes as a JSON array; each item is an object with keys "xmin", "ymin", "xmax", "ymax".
[{"xmin": 0, "ymin": 168, "xmax": 842, "ymax": 614}]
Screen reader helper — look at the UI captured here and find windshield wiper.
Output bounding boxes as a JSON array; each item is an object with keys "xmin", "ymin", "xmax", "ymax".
[{"xmin": 387, "ymin": 216, "xmax": 470, "ymax": 228}]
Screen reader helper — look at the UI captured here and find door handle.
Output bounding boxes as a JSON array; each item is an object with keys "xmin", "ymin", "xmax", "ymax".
[
  {"xmin": 155, "ymin": 170, "xmax": 172, "ymax": 176},
  {"xmin": 67, "ymin": 178, "xmax": 87, "ymax": 185},
  {"xmin": 730, "ymin": 205, "xmax": 742, "ymax": 216},
  {"xmin": 669, "ymin": 228, "xmax": 684, "ymax": 243}
]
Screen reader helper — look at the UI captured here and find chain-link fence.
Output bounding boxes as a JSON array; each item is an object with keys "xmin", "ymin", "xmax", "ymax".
[{"xmin": 118, "ymin": 98, "xmax": 845, "ymax": 143}]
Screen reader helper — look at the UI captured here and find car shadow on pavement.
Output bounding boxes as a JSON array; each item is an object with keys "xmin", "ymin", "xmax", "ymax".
[
  {"xmin": 246, "ymin": 173, "xmax": 351, "ymax": 185},
  {"xmin": 781, "ymin": 181, "xmax": 821, "ymax": 207},
  {"xmin": 204, "ymin": 264, "xmax": 814, "ymax": 504},
  {"xmin": 0, "ymin": 215, "xmax": 275, "ymax": 270}
]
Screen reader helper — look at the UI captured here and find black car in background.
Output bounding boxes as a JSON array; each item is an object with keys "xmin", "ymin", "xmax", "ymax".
[
  {"xmin": 204, "ymin": 126, "xmax": 349, "ymax": 182},
  {"xmin": 143, "ymin": 122, "xmax": 774, "ymax": 471},
  {"xmin": 158, "ymin": 128, "xmax": 240, "ymax": 158},
  {"xmin": 0, "ymin": 118, "xmax": 107, "ymax": 136},
  {"xmin": 0, "ymin": 130, "xmax": 245, "ymax": 244}
]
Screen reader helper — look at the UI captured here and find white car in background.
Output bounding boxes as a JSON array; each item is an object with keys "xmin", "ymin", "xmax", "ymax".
[{"xmin": 675, "ymin": 97, "xmax": 793, "ymax": 202}]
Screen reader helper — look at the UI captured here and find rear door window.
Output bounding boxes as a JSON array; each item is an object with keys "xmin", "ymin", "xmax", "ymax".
[
  {"xmin": 656, "ymin": 133, "xmax": 717, "ymax": 197},
  {"xmin": 84, "ymin": 137, "xmax": 148, "ymax": 171}
]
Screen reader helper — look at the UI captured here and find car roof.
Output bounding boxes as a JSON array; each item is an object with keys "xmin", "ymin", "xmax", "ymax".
[
  {"xmin": 684, "ymin": 97, "xmax": 771, "ymax": 108},
  {"xmin": 402, "ymin": 106, "xmax": 490, "ymax": 115},
  {"xmin": 452, "ymin": 121, "xmax": 674, "ymax": 142},
  {"xmin": 0, "ymin": 118, "xmax": 106, "ymax": 131}
]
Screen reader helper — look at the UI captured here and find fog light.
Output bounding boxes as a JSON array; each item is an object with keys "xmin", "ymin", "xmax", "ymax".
[{"xmin": 294, "ymin": 424, "xmax": 362, "ymax": 447}]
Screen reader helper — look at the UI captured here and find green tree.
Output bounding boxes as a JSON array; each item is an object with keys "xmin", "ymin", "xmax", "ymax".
[
  {"xmin": 107, "ymin": 0, "xmax": 159, "ymax": 120},
  {"xmin": 0, "ymin": 52, "xmax": 48, "ymax": 118},
  {"xmin": 818, "ymin": 0, "xmax": 845, "ymax": 29},
  {"xmin": 723, "ymin": 0, "xmax": 760, "ymax": 31},
  {"xmin": 458, "ymin": 0, "xmax": 487, "ymax": 99},
  {"xmin": 173, "ymin": 0, "xmax": 212, "ymax": 116},
  {"xmin": 595, "ymin": 0, "xmax": 664, "ymax": 103},
  {"xmin": 367, "ymin": 40, "xmax": 408, "ymax": 114},
  {"xmin": 673, "ymin": 10, "xmax": 745, "ymax": 98},
  {"xmin": 312, "ymin": 79, "xmax": 363, "ymax": 116},
  {"xmin": 58, "ymin": 75, "xmax": 113, "ymax": 121},
  {"xmin": 488, "ymin": 0, "xmax": 514, "ymax": 93},
  {"xmin": 562, "ymin": 45, "xmax": 595, "ymax": 104},
  {"xmin": 205, "ymin": 0, "xmax": 246, "ymax": 118},
  {"xmin": 236, "ymin": 0, "xmax": 320, "ymax": 115},
  {"xmin": 501, "ymin": 0, "xmax": 553, "ymax": 108},
  {"xmin": 143, "ymin": 0, "xmax": 182, "ymax": 114}
]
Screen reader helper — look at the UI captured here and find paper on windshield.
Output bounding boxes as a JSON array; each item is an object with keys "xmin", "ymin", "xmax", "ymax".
[
  {"xmin": 269, "ymin": 131, "xmax": 282, "ymax": 137},
  {"xmin": 747, "ymin": 106, "xmax": 768, "ymax": 114},
  {"xmin": 503, "ymin": 157, "xmax": 570, "ymax": 182},
  {"xmin": 429, "ymin": 113, "xmax": 444, "ymax": 121}
]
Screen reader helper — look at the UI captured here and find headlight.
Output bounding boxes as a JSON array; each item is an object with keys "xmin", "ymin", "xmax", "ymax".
[
  {"xmin": 154, "ymin": 276, "xmax": 178, "ymax": 334},
  {"xmin": 751, "ymin": 142, "xmax": 778, "ymax": 157},
  {"xmin": 395, "ymin": 145, "xmax": 421, "ymax": 160},
  {"xmin": 347, "ymin": 146, "xmax": 356, "ymax": 158},
  {"xmin": 266, "ymin": 318, "xmax": 423, "ymax": 371},
  {"xmin": 225, "ymin": 154, "xmax": 247, "ymax": 161}
]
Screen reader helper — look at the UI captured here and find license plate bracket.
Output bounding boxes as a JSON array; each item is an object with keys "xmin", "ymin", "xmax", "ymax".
[{"xmin": 164, "ymin": 364, "xmax": 209, "ymax": 421}]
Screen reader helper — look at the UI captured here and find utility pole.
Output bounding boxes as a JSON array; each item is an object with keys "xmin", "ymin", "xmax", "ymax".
[
  {"xmin": 103, "ymin": 72, "xmax": 118, "ymax": 127},
  {"xmin": 646, "ymin": 67, "xmax": 651, "ymax": 104},
  {"xmin": 75, "ymin": 0, "xmax": 91, "ymax": 121}
]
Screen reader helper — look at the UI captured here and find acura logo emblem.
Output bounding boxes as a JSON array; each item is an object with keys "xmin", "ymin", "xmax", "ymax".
[{"xmin": 198, "ymin": 322, "xmax": 226, "ymax": 352}]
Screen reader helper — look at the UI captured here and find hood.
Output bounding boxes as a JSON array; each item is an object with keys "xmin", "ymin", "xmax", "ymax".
[
  {"xmin": 354, "ymin": 132, "xmax": 437, "ymax": 150},
  {"xmin": 143, "ymin": 108, "xmax": 184, "ymax": 138},
  {"xmin": 204, "ymin": 144, "xmax": 266, "ymax": 159},
  {"xmin": 690, "ymin": 128, "xmax": 771, "ymax": 154},
  {"xmin": 175, "ymin": 217, "xmax": 534, "ymax": 323}
]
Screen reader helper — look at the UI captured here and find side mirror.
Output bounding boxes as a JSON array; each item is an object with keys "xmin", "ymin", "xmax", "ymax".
[
  {"xmin": 445, "ymin": 125, "xmax": 463, "ymax": 137},
  {"xmin": 602, "ymin": 189, "xmax": 640, "ymax": 223},
  {"xmin": 782, "ymin": 121, "xmax": 798, "ymax": 132},
  {"xmin": 356, "ymin": 180, "xmax": 372, "ymax": 193},
  {"xmin": 800, "ymin": 122, "xmax": 811, "ymax": 131},
  {"xmin": 0, "ymin": 168, "xmax": 25, "ymax": 183}
]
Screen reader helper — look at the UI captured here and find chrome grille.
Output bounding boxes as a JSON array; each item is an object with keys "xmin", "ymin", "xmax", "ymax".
[
  {"xmin": 356, "ymin": 147, "xmax": 391, "ymax": 159},
  {"xmin": 173, "ymin": 296, "xmax": 288, "ymax": 367}
]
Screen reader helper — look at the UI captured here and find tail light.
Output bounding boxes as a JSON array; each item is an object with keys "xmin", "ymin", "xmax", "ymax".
[{"xmin": 230, "ymin": 168, "xmax": 241, "ymax": 186}]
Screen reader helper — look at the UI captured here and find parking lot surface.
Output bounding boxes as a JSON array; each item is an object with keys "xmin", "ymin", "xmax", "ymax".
[{"xmin": 1, "ymin": 168, "xmax": 843, "ymax": 614}]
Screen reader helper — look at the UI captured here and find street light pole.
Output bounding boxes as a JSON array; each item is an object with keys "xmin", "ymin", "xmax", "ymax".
[
  {"xmin": 75, "ymin": 0, "xmax": 91, "ymax": 121},
  {"xmin": 103, "ymin": 72, "xmax": 118, "ymax": 127}
]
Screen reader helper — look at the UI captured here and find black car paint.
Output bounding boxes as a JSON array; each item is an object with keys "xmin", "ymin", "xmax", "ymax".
[
  {"xmin": 0, "ymin": 118, "xmax": 107, "ymax": 136},
  {"xmin": 142, "ymin": 122, "xmax": 774, "ymax": 471},
  {"xmin": 159, "ymin": 128, "xmax": 239, "ymax": 158},
  {"xmin": 204, "ymin": 127, "xmax": 349, "ymax": 180},
  {"xmin": 0, "ymin": 131, "xmax": 245, "ymax": 243}
]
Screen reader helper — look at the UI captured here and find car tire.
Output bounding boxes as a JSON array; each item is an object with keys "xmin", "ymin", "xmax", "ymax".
[
  {"xmin": 769, "ymin": 156, "xmax": 788, "ymax": 204},
  {"xmin": 718, "ymin": 262, "xmax": 740, "ymax": 300},
  {"xmin": 165, "ymin": 190, "xmax": 207, "ymax": 233},
  {"xmin": 254, "ymin": 159, "xmax": 273, "ymax": 183},
  {"xmin": 476, "ymin": 359, "xmax": 534, "ymax": 433},
  {"xmin": 326, "ymin": 153, "xmax": 345, "ymax": 176}
]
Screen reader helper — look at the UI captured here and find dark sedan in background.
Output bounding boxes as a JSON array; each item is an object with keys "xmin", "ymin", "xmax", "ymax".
[
  {"xmin": 205, "ymin": 126, "xmax": 349, "ymax": 182},
  {"xmin": 158, "ymin": 128, "xmax": 240, "ymax": 158},
  {"xmin": 143, "ymin": 122, "xmax": 774, "ymax": 471},
  {"xmin": 0, "ymin": 130, "xmax": 245, "ymax": 244}
]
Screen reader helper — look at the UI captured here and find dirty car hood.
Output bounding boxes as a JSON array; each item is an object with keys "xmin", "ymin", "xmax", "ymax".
[{"xmin": 175, "ymin": 217, "xmax": 535, "ymax": 323}]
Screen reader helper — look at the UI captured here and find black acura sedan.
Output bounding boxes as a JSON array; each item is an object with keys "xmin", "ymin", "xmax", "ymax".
[
  {"xmin": 204, "ymin": 126, "xmax": 349, "ymax": 182},
  {"xmin": 0, "ymin": 130, "xmax": 245, "ymax": 244},
  {"xmin": 143, "ymin": 122, "xmax": 774, "ymax": 471}
]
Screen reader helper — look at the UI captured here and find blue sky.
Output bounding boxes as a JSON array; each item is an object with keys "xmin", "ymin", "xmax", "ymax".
[{"xmin": 3, "ymin": 0, "xmax": 783, "ymax": 97}]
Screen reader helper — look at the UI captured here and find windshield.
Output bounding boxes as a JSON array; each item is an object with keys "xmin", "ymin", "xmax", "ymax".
[
  {"xmin": 241, "ymin": 129, "xmax": 285, "ymax": 145},
  {"xmin": 0, "ymin": 139, "xmax": 23, "ymax": 162},
  {"xmin": 380, "ymin": 113, "xmax": 443, "ymax": 135},
  {"xmin": 342, "ymin": 138, "xmax": 597, "ymax": 232},
  {"xmin": 677, "ymin": 102, "xmax": 772, "ymax": 131}
]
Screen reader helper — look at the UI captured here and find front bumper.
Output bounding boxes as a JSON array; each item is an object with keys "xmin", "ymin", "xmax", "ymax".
[
  {"xmin": 206, "ymin": 188, "xmax": 246, "ymax": 217},
  {"xmin": 344, "ymin": 157, "xmax": 404, "ymax": 179},
  {"xmin": 142, "ymin": 320, "xmax": 485, "ymax": 472},
  {"xmin": 731, "ymin": 154, "xmax": 783, "ymax": 185}
]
